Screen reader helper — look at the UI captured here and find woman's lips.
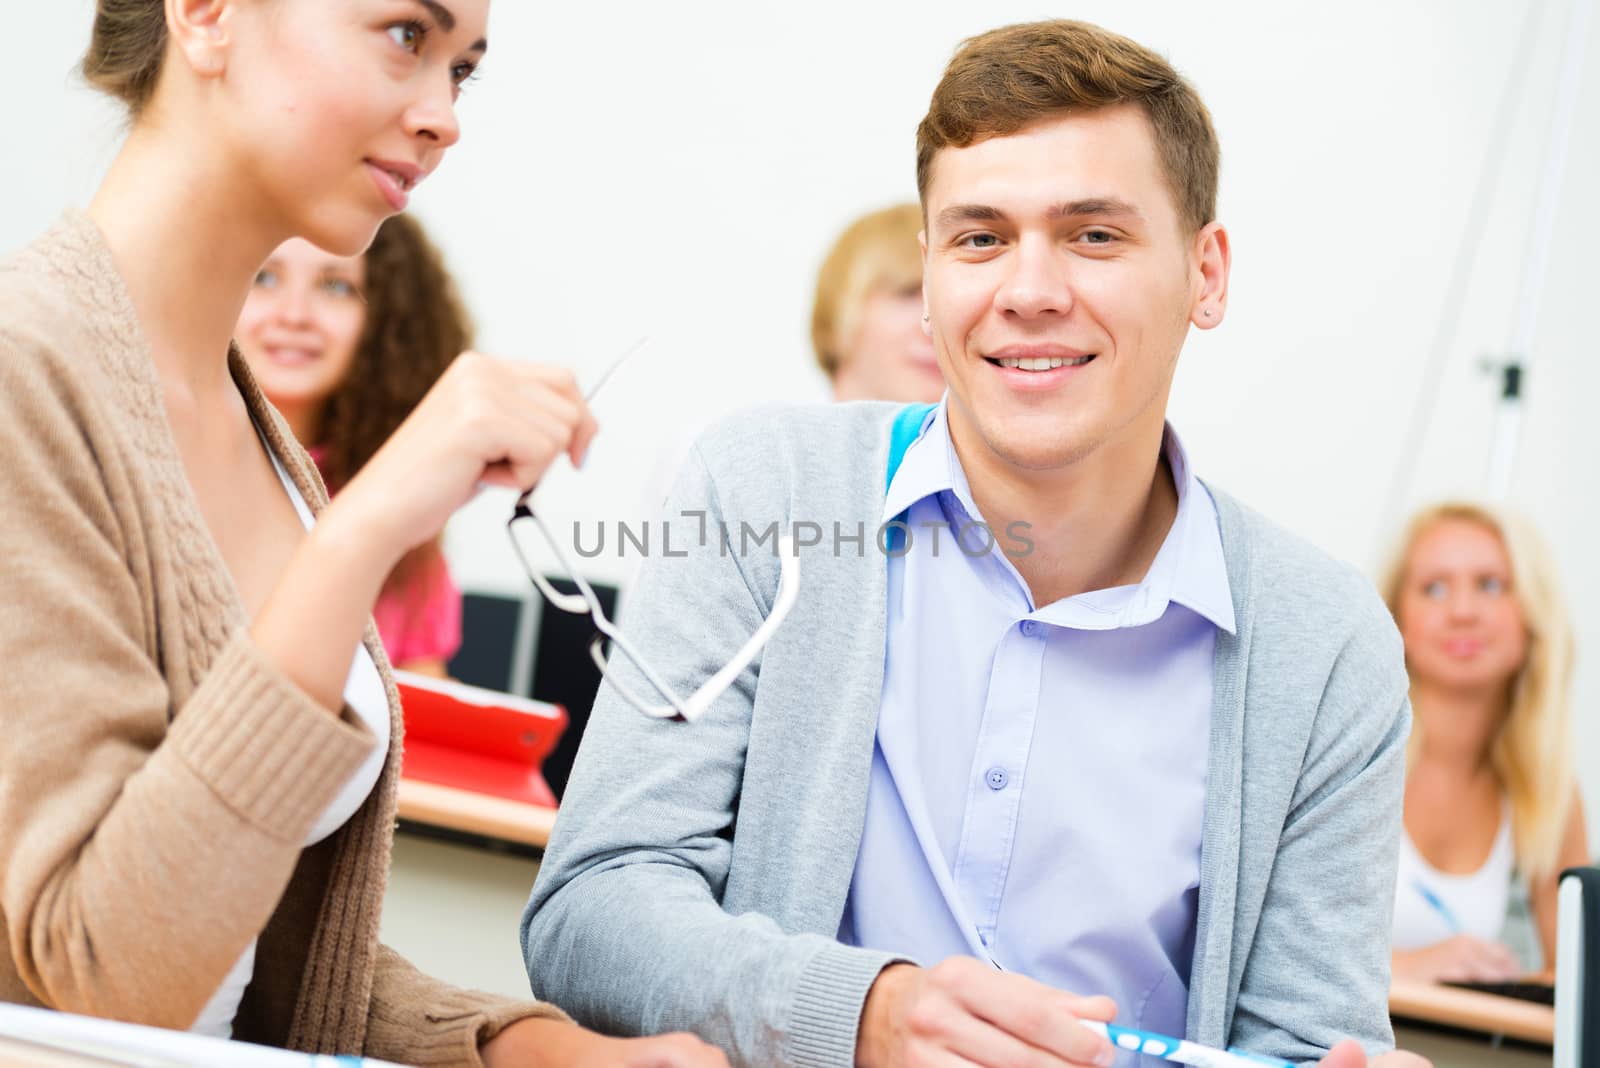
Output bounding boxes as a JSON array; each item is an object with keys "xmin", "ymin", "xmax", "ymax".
[
  {"xmin": 264, "ymin": 346, "xmax": 320, "ymax": 367},
  {"xmin": 365, "ymin": 161, "xmax": 411, "ymax": 211},
  {"xmin": 1443, "ymin": 637, "xmax": 1486, "ymax": 658}
]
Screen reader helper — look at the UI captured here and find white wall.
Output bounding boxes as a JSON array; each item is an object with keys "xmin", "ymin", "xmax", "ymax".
[{"xmin": 9, "ymin": 1, "xmax": 1598, "ymax": 847}]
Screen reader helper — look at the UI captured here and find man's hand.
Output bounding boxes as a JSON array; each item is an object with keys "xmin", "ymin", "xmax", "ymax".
[
  {"xmin": 1315, "ymin": 1039, "xmax": 1433, "ymax": 1068},
  {"xmin": 855, "ymin": 959, "xmax": 1118, "ymax": 1068}
]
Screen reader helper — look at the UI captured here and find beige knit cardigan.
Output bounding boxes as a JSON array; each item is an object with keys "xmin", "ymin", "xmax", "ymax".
[{"xmin": 0, "ymin": 214, "xmax": 566, "ymax": 1065}]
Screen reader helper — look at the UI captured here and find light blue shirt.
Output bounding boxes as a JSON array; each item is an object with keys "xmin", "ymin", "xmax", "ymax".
[{"xmin": 839, "ymin": 402, "xmax": 1236, "ymax": 1044}]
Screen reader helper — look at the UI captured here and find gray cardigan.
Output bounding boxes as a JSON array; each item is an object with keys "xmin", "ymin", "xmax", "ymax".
[{"xmin": 521, "ymin": 402, "xmax": 1411, "ymax": 1068}]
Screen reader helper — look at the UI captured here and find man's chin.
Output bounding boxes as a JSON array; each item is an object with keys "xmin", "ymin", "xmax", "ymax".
[{"xmin": 977, "ymin": 423, "xmax": 1101, "ymax": 473}]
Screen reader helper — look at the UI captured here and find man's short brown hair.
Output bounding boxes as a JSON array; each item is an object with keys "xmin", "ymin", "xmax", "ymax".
[{"xmin": 916, "ymin": 20, "xmax": 1220, "ymax": 233}]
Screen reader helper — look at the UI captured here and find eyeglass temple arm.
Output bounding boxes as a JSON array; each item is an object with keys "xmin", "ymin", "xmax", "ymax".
[
  {"xmin": 595, "ymin": 535, "xmax": 801, "ymax": 723},
  {"xmin": 508, "ymin": 502, "xmax": 592, "ymax": 615},
  {"xmin": 510, "ymin": 501, "xmax": 695, "ymax": 714}
]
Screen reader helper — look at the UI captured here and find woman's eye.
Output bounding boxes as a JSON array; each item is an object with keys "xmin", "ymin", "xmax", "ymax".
[
  {"xmin": 1480, "ymin": 576, "xmax": 1506, "ymax": 595},
  {"xmin": 452, "ymin": 61, "xmax": 479, "ymax": 87},
  {"xmin": 253, "ymin": 268, "xmax": 278, "ymax": 288},
  {"xmin": 1421, "ymin": 580, "xmax": 1448, "ymax": 599},
  {"xmin": 322, "ymin": 279, "xmax": 359, "ymax": 299},
  {"xmin": 387, "ymin": 20, "xmax": 427, "ymax": 54}
]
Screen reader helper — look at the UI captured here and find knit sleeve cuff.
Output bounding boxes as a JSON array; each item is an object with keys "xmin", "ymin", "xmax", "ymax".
[
  {"xmin": 786, "ymin": 943, "xmax": 914, "ymax": 1068},
  {"xmin": 165, "ymin": 630, "xmax": 375, "ymax": 842},
  {"xmin": 372, "ymin": 985, "xmax": 571, "ymax": 1067}
]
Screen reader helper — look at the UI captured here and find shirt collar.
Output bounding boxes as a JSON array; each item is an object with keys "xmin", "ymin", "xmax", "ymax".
[
  {"xmin": 882, "ymin": 400, "xmax": 952, "ymax": 524},
  {"xmin": 1157, "ymin": 426, "xmax": 1236, "ymax": 634},
  {"xmin": 882, "ymin": 399, "xmax": 1235, "ymax": 634}
]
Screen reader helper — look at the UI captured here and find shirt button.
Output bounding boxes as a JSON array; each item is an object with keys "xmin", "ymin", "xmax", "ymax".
[
  {"xmin": 1020, "ymin": 620, "xmax": 1042, "ymax": 638},
  {"xmin": 985, "ymin": 766, "xmax": 1009, "ymax": 790}
]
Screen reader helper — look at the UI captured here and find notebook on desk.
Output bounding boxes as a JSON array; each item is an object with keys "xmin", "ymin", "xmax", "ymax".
[
  {"xmin": 1443, "ymin": 979, "xmax": 1556, "ymax": 1005},
  {"xmin": 0, "ymin": 1003, "xmax": 408, "ymax": 1067},
  {"xmin": 395, "ymin": 670, "xmax": 567, "ymax": 810}
]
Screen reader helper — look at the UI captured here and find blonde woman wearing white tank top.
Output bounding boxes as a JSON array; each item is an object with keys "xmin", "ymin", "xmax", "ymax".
[
  {"xmin": 1392, "ymin": 803, "xmax": 1514, "ymax": 956},
  {"xmin": 1382, "ymin": 504, "xmax": 1589, "ymax": 984}
]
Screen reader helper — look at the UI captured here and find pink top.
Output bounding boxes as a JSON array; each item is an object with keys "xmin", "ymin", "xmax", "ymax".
[
  {"xmin": 372, "ymin": 556, "xmax": 464, "ymax": 668},
  {"xmin": 309, "ymin": 447, "xmax": 463, "ymax": 668}
]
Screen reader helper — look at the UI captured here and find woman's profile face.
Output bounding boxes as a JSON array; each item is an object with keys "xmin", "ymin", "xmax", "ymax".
[
  {"xmin": 236, "ymin": 239, "xmax": 368, "ymax": 424},
  {"xmin": 215, "ymin": 0, "xmax": 489, "ymax": 255},
  {"xmin": 832, "ymin": 283, "xmax": 945, "ymax": 404},
  {"xmin": 1397, "ymin": 517, "xmax": 1529, "ymax": 696}
]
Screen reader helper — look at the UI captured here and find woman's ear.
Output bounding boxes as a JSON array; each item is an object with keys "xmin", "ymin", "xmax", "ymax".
[{"xmin": 164, "ymin": 0, "xmax": 234, "ymax": 80}]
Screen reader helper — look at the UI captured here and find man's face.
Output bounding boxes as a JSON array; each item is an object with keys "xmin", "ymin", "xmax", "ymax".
[{"xmin": 920, "ymin": 104, "xmax": 1224, "ymax": 475}]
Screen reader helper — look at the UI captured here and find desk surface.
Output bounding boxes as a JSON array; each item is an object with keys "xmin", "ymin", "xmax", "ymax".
[
  {"xmin": 396, "ymin": 778, "xmax": 557, "ymax": 849},
  {"xmin": 1388, "ymin": 978, "xmax": 1554, "ymax": 1046}
]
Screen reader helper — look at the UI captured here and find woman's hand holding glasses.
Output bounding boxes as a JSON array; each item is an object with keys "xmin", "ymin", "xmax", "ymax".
[
  {"xmin": 330, "ymin": 351, "xmax": 600, "ymax": 567},
  {"xmin": 254, "ymin": 351, "xmax": 595, "ymax": 713}
]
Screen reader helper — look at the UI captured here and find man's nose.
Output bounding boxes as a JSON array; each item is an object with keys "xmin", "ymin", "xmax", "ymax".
[{"xmin": 995, "ymin": 235, "xmax": 1073, "ymax": 319}]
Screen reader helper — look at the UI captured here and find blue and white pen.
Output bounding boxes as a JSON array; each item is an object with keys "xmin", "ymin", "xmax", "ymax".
[
  {"xmin": 1411, "ymin": 878, "xmax": 1461, "ymax": 934},
  {"xmin": 1078, "ymin": 1020, "xmax": 1295, "ymax": 1068},
  {"xmin": 983, "ymin": 956, "xmax": 1293, "ymax": 1068}
]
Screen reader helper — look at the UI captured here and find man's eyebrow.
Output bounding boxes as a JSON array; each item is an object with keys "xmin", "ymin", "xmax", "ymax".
[
  {"xmin": 933, "ymin": 199, "xmax": 1146, "ymax": 230},
  {"xmin": 1048, "ymin": 198, "xmax": 1145, "ymax": 220},
  {"xmin": 933, "ymin": 204, "xmax": 1008, "ymax": 229},
  {"xmin": 413, "ymin": 0, "xmax": 489, "ymax": 53}
]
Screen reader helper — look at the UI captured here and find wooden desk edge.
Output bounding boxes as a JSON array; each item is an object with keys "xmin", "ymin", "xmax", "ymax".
[
  {"xmin": 396, "ymin": 778, "xmax": 557, "ymax": 849},
  {"xmin": 1388, "ymin": 979, "xmax": 1554, "ymax": 1045}
]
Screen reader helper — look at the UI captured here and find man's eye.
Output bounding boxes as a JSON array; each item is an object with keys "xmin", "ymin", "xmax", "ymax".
[
  {"xmin": 387, "ymin": 20, "xmax": 427, "ymax": 54},
  {"xmin": 963, "ymin": 234, "xmax": 999, "ymax": 249},
  {"xmin": 1081, "ymin": 230, "xmax": 1115, "ymax": 244}
]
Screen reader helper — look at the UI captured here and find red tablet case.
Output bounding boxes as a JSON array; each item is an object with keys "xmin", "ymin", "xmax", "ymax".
[{"xmin": 395, "ymin": 670, "xmax": 567, "ymax": 809}]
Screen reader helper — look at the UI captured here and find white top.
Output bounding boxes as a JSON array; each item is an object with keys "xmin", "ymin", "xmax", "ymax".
[
  {"xmin": 1391, "ymin": 802, "xmax": 1514, "ymax": 950},
  {"xmin": 189, "ymin": 446, "xmax": 391, "ymax": 1037}
]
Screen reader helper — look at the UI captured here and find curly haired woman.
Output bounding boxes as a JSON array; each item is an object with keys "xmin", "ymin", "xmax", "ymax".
[{"xmin": 236, "ymin": 216, "xmax": 473, "ymax": 677}]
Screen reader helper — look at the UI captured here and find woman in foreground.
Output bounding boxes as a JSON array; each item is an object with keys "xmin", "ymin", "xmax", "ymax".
[{"xmin": 0, "ymin": 2, "xmax": 724, "ymax": 1064}]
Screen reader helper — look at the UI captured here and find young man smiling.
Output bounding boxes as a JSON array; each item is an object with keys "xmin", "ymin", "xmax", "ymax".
[{"xmin": 523, "ymin": 20, "xmax": 1423, "ymax": 1068}]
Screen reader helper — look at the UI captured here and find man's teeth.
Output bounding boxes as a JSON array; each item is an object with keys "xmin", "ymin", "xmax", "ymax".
[{"xmin": 995, "ymin": 355, "xmax": 1093, "ymax": 371}]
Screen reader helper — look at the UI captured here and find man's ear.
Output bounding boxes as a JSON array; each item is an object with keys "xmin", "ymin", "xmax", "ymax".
[
  {"xmin": 919, "ymin": 229, "xmax": 932, "ymax": 337},
  {"xmin": 164, "ymin": 0, "xmax": 234, "ymax": 80},
  {"xmin": 1189, "ymin": 221, "xmax": 1231, "ymax": 330}
]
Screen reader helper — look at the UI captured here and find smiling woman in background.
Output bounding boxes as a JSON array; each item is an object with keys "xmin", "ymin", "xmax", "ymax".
[
  {"xmin": 810, "ymin": 203, "xmax": 945, "ymax": 404},
  {"xmin": 237, "ymin": 217, "xmax": 466, "ymax": 677},
  {"xmin": 1385, "ymin": 502, "xmax": 1589, "ymax": 983}
]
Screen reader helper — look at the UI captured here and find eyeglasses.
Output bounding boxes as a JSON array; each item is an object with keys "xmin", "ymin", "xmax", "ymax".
[{"xmin": 505, "ymin": 343, "xmax": 801, "ymax": 722}]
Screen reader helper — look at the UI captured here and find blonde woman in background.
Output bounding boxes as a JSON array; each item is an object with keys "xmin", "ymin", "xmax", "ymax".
[
  {"xmin": 810, "ymin": 203, "xmax": 944, "ymax": 403},
  {"xmin": 1385, "ymin": 502, "xmax": 1589, "ymax": 982}
]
